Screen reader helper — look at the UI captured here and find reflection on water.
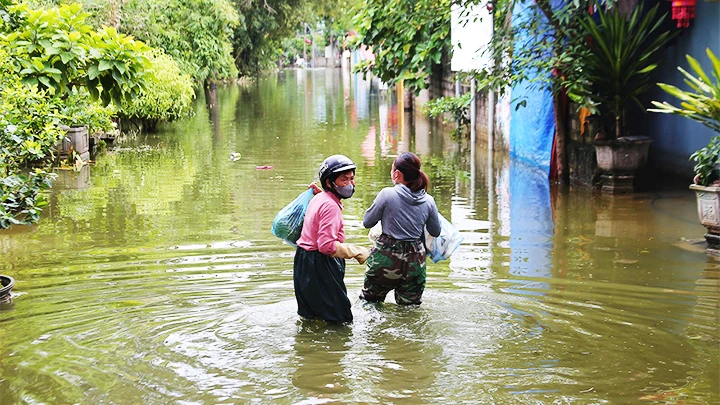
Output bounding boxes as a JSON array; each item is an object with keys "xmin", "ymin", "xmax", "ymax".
[
  {"xmin": 508, "ymin": 159, "xmax": 553, "ymax": 284},
  {"xmin": 1, "ymin": 69, "xmax": 718, "ymax": 404}
]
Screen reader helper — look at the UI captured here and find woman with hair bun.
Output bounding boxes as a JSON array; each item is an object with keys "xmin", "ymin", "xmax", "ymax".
[{"xmin": 361, "ymin": 152, "xmax": 441, "ymax": 305}]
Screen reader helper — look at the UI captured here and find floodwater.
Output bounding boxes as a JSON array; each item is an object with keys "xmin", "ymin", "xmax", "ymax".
[{"xmin": 1, "ymin": 69, "xmax": 718, "ymax": 404}]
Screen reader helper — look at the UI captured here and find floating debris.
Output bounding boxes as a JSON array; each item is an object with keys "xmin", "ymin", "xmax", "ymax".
[
  {"xmin": 255, "ymin": 165, "xmax": 274, "ymax": 170},
  {"xmin": 230, "ymin": 152, "xmax": 242, "ymax": 161}
]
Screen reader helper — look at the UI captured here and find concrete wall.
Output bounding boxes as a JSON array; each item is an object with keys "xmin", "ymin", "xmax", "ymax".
[{"xmin": 639, "ymin": 0, "xmax": 720, "ymax": 179}]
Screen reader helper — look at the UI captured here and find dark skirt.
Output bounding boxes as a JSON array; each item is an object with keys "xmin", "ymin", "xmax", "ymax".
[{"xmin": 293, "ymin": 247, "xmax": 353, "ymax": 323}]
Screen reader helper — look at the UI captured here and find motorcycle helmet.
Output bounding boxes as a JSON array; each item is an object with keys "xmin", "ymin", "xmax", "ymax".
[{"xmin": 318, "ymin": 154, "xmax": 357, "ymax": 190}]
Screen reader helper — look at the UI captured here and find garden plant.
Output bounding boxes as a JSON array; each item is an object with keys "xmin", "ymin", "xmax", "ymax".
[{"xmin": 650, "ymin": 48, "xmax": 720, "ymax": 186}]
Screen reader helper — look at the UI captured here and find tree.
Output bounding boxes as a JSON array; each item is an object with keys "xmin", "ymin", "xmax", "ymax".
[
  {"xmin": 351, "ymin": 0, "xmax": 452, "ymax": 92},
  {"xmin": 231, "ymin": 0, "xmax": 312, "ymax": 75},
  {"xmin": 121, "ymin": 0, "xmax": 239, "ymax": 84}
]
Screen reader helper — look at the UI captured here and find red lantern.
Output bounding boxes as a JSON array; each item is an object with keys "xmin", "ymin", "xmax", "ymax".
[{"xmin": 671, "ymin": 0, "xmax": 696, "ymax": 28}]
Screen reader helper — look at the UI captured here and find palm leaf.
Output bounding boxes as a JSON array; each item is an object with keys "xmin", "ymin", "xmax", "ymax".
[
  {"xmin": 687, "ymin": 55, "xmax": 714, "ymax": 87},
  {"xmin": 709, "ymin": 49, "xmax": 720, "ymax": 86},
  {"xmin": 651, "ymin": 48, "xmax": 720, "ymax": 134}
]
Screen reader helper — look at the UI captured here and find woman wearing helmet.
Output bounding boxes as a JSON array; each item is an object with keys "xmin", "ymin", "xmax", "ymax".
[
  {"xmin": 294, "ymin": 154, "xmax": 370, "ymax": 323},
  {"xmin": 361, "ymin": 152, "xmax": 441, "ymax": 305}
]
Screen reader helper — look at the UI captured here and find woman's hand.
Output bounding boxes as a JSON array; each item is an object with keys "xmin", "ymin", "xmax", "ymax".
[{"xmin": 308, "ymin": 182, "xmax": 323, "ymax": 195}]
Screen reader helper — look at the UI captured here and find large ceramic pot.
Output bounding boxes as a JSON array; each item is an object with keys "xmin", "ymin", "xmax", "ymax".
[
  {"xmin": 689, "ymin": 184, "xmax": 720, "ymax": 255},
  {"xmin": 0, "ymin": 275, "xmax": 15, "ymax": 303},
  {"xmin": 58, "ymin": 125, "xmax": 90, "ymax": 161},
  {"xmin": 594, "ymin": 135, "xmax": 653, "ymax": 193}
]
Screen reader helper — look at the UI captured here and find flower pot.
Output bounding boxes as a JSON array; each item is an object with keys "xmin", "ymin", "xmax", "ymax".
[
  {"xmin": 0, "ymin": 275, "xmax": 15, "ymax": 303},
  {"xmin": 594, "ymin": 135, "xmax": 653, "ymax": 193},
  {"xmin": 689, "ymin": 184, "xmax": 720, "ymax": 255},
  {"xmin": 58, "ymin": 125, "xmax": 90, "ymax": 161}
]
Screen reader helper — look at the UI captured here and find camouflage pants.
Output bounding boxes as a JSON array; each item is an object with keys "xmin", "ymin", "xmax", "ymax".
[{"xmin": 361, "ymin": 234, "xmax": 426, "ymax": 305}]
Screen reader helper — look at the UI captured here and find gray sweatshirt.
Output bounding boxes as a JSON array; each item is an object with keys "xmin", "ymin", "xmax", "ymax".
[{"xmin": 363, "ymin": 184, "xmax": 441, "ymax": 241}]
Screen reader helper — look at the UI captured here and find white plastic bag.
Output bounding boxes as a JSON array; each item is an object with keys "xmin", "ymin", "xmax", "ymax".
[
  {"xmin": 368, "ymin": 221, "xmax": 383, "ymax": 243},
  {"xmin": 424, "ymin": 213, "xmax": 463, "ymax": 263}
]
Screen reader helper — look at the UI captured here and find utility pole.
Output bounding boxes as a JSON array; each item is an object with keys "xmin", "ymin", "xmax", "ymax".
[{"xmin": 310, "ymin": 24, "xmax": 315, "ymax": 68}]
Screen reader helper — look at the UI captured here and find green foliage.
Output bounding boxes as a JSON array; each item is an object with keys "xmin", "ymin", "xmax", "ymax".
[
  {"xmin": 121, "ymin": 0, "xmax": 239, "ymax": 82},
  {"xmin": 231, "ymin": 0, "xmax": 309, "ymax": 75},
  {"xmin": 650, "ymin": 48, "xmax": 720, "ymax": 134},
  {"xmin": 0, "ymin": 78, "xmax": 64, "ymax": 172},
  {"xmin": 0, "ymin": 2, "xmax": 151, "ymax": 106},
  {"xmin": 0, "ymin": 170, "xmax": 56, "ymax": 228},
  {"xmin": 119, "ymin": 49, "xmax": 195, "ymax": 129},
  {"xmin": 690, "ymin": 136, "xmax": 720, "ymax": 186},
  {"xmin": 279, "ymin": 35, "xmax": 308, "ymax": 64},
  {"xmin": 0, "ymin": 47, "xmax": 63, "ymax": 228},
  {"xmin": 85, "ymin": 25, "xmax": 152, "ymax": 105},
  {"xmin": 60, "ymin": 88, "xmax": 116, "ymax": 134},
  {"xmin": 464, "ymin": 0, "xmax": 619, "ymax": 105},
  {"xmin": 566, "ymin": 3, "xmax": 674, "ymax": 138},
  {"xmin": 351, "ymin": 0, "xmax": 451, "ymax": 92},
  {"xmin": 421, "ymin": 93, "xmax": 473, "ymax": 141},
  {"xmin": 467, "ymin": 1, "xmax": 590, "ymax": 93},
  {"xmin": 651, "ymin": 49, "xmax": 720, "ymax": 185}
]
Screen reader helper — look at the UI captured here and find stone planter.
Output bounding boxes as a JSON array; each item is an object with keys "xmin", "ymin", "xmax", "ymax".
[
  {"xmin": 689, "ymin": 184, "xmax": 720, "ymax": 255},
  {"xmin": 59, "ymin": 125, "xmax": 90, "ymax": 161},
  {"xmin": 594, "ymin": 135, "xmax": 652, "ymax": 193},
  {"xmin": 0, "ymin": 275, "xmax": 15, "ymax": 303}
]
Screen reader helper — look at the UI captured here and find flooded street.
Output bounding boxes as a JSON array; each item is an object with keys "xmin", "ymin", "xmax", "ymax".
[{"xmin": 1, "ymin": 69, "xmax": 718, "ymax": 404}]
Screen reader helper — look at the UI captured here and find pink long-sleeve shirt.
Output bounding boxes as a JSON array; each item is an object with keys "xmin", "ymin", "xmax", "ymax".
[{"xmin": 297, "ymin": 191, "xmax": 345, "ymax": 255}]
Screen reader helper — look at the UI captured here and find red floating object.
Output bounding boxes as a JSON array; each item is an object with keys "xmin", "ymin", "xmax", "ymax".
[
  {"xmin": 255, "ymin": 165, "xmax": 274, "ymax": 170},
  {"xmin": 671, "ymin": 0, "xmax": 696, "ymax": 28}
]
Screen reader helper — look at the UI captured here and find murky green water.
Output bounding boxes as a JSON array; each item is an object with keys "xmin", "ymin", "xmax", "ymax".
[{"xmin": 1, "ymin": 69, "xmax": 718, "ymax": 404}]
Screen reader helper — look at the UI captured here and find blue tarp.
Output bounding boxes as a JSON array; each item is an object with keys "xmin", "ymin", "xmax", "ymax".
[{"xmin": 508, "ymin": 1, "xmax": 557, "ymax": 175}]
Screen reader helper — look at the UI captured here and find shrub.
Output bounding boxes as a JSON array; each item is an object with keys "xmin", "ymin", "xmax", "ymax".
[
  {"xmin": 0, "ymin": 47, "xmax": 63, "ymax": 228},
  {"xmin": 61, "ymin": 88, "xmax": 116, "ymax": 135},
  {"xmin": 0, "ymin": 171, "xmax": 56, "ymax": 228},
  {"xmin": 0, "ymin": 2, "xmax": 151, "ymax": 106},
  {"xmin": 421, "ymin": 93, "xmax": 473, "ymax": 141},
  {"xmin": 119, "ymin": 49, "xmax": 195, "ymax": 130},
  {"xmin": 0, "ymin": 75, "xmax": 64, "ymax": 171}
]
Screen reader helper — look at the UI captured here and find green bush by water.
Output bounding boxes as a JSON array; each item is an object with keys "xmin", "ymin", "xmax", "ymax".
[{"xmin": 119, "ymin": 49, "xmax": 195, "ymax": 131}]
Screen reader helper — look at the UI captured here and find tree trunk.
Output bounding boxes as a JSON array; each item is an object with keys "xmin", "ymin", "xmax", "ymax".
[
  {"xmin": 109, "ymin": 0, "xmax": 124, "ymax": 29},
  {"xmin": 554, "ymin": 93, "xmax": 569, "ymax": 184}
]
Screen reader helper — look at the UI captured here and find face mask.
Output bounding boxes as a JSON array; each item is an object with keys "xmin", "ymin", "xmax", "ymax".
[{"xmin": 334, "ymin": 183, "xmax": 355, "ymax": 199}]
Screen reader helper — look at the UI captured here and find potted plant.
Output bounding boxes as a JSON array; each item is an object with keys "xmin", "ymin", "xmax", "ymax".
[
  {"xmin": 650, "ymin": 48, "xmax": 720, "ymax": 254},
  {"xmin": 568, "ymin": 4, "xmax": 674, "ymax": 193},
  {"xmin": 58, "ymin": 89, "xmax": 117, "ymax": 163}
]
